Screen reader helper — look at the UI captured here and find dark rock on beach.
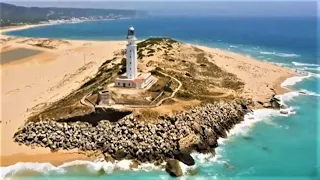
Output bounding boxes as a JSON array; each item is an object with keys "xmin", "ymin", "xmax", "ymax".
[
  {"xmin": 173, "ymin": 150, "xmax": 195, "ymax": 166},
  {"xmin": 165, "ymin": 159, "xmax": 183, "ymax": 177},
  {"xmin": 269, "ymin": 96, "xmax": 281, "ymax": 109}
]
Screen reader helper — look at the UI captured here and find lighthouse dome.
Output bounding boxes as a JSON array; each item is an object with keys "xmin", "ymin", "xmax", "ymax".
[{"xmin": 127, "ymin": 26, "xmax": 135, "ymax": 38}]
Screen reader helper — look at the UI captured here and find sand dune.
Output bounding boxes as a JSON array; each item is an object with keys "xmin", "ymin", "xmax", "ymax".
[{"xmin": 1, "ymin": 28, "xmax": 126, "ymax": 161}]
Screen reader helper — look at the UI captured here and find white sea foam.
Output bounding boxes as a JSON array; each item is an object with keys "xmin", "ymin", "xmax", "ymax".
[
  {"xmin": 259, "ymin": 51, "xmax": 300, "ymax": 58},
  {"xmin": 297, "ymin": 90, "xmax": 320, "ymax": 97},
  {"xmin": 276, "ymin": 91, "xmax": 300, "ymax": 103},
  {"xmin": 280, "ymin": 72, "xmax": 312, "ymax": 87},
  {"xmin": 0, "ymin": 159, "xmax": 163, "ymax": 179},
  {"xmin": 229, "ymin": 45, "xmax": 238, "ymax": 48},
  {"xmin": 300, "ymin": 67, "xmax": 320, "ymax": 72},
  {"xmin": 270, "ymin": 62, "xmax": 287, "ymax": 67},
  {"xmin": 191, "ymin": 152, "xmax": 219, "ymax": 165},
  {"xmin": 227, "ymin": 109, "xmax": 281, "ymax": 137},
  {"xmin": 292, "ymin": 61, "xmax": 320, "ymax": 67}
]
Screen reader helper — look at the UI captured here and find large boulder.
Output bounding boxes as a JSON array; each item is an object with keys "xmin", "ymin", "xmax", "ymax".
[
  {"xmin": 103, "ymin": 153, "xmax": 115, "ymax": 163},
  {"xmin": 267, "ymin": 95, "xmax": 281, "ymax": 109},
  {"xmin": 113, "ymin": 150, "xmax": 127, "ymax": 161},
  {"xmin": 191, "ymin": 122, "xmax": 201, "ymax": 134},
  {"xmin": 173, "ymin": 150, "xmax": 195, "ymax": 166},
  {"xmin": 269, "ymin": 99, "xmax": 281, "ymax": 109},
  {"xmin": 178, "ymin": 134, "xmax": 200, "ymax": 150},
  {"xmin": 165, "ymin": 159, "xmax": 183, "ymax": 177},
  {"xmin": 129, "ymin": 160, "xmax": 140, "ymax": 169}
]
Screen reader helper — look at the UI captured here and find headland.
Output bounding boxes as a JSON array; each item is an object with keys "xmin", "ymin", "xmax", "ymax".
[{"xmin": 0, "ymin": 25, "xmax": 297, "ymax": 177}]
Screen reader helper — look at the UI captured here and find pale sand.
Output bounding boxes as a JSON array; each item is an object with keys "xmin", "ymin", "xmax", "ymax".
[
  {"xmin": 1, "ymin": 26, "xmax": 126, "ymax": 166},
  {"xmin": 0, "ymin": 25, "xmax": 295, "ymax": 167}
]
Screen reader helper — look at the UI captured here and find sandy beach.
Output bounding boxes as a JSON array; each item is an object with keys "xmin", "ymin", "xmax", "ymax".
[
  {"xmin": 0, "ymin": 25, "xmax": 295, "ymax": 167},
  {"xmin": 0, "ymin": 25, "xmax": 126, "ymax": 166}
]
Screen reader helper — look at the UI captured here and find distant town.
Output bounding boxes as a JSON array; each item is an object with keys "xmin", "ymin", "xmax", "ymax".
[{"xmin": 0, "ymin": 2, "xmax": 146, "ymax": 27}]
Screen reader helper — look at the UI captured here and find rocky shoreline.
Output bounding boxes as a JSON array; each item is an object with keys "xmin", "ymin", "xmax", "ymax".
[{"xmin": 14, "ymin": 100, "xmax": 252, "ymax": 176}]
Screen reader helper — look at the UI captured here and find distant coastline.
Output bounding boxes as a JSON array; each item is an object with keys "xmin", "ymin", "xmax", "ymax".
[{"xmin": 0, "ymin": 17, "xmax": 131, "ymax": 35}]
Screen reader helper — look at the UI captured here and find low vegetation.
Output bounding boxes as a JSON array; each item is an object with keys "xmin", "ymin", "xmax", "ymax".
[
  {"xmin": 137, "ymin": 38, "xmax": 244, "ymax": 103},
  {"xmin": 27, "ymin": 37, "xmax": 244, "ymax": 123}
]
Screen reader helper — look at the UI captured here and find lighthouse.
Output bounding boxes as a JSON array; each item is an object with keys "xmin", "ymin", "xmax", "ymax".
[
  {"xmin": 113, "ymin": 26, "xmax": 156, "ymax": 89},
  {"xmin": 126, "ymin": 26, "xmax": 138, "ymax": 79}
]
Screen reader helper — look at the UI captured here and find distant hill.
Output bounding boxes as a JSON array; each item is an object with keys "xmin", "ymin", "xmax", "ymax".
[{"xmin": 0, "ymin": 3, "xmax": 147, "ymax": 27}]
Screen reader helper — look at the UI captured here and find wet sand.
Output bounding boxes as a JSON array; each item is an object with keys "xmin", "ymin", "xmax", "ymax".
[{"xmin": 0, "ymin": 48, "xmax": 43, "ymax": 64}]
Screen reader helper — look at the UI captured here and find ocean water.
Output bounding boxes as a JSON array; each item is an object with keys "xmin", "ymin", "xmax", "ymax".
[{"xmin": 2, "ymin": 16, "xmax": 319, "ymax": 180}]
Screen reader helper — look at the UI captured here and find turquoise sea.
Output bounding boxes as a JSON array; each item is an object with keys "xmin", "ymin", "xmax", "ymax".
[{"xmin": 2, "ymin": 16, "xmax": 319, "ymax": 180}]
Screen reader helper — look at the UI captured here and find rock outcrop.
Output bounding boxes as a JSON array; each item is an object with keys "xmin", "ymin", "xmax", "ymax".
[
  {"xmin": 165, "ymin": 159, "xmax": 183, "ymax": 177},
  {"xmin": 173, "ymin": 150, "xmax": 195, "ymax": 166},
  {"xmin": 14, "ymin": 100, "xmax": 248, "ymax": 165}
]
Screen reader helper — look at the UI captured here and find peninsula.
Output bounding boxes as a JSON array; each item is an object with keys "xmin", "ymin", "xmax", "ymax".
[{"xmin": 0, "ymin": 24, "xmax": 295, "ymax": 177}]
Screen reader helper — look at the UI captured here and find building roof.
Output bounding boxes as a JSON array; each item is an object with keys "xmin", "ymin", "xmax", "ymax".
[{"xmin": 133, "ymin": 79, "xmax": 143, "ymax": 83}]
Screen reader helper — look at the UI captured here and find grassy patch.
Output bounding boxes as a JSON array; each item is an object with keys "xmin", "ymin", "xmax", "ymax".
[
  {"xmin": 135, "ymin": 109, "xmax": 160, "ymax": 122},
  {"xmin": 137, "ymin": 37, "xmax": 179, "ymax": 50}
]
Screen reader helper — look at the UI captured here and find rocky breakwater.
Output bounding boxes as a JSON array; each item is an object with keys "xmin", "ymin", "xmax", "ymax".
[{"xmin": 14, "ymin": 100, "xmax": 251, "ymax": 177}]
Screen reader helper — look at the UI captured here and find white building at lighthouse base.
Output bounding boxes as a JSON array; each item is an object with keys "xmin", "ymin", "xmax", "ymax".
[{"xmin": 114, "ymin": 72, "xmax": 156, "ymax": 89}]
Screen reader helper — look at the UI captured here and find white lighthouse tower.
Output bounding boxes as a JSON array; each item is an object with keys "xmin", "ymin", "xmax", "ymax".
[
  {"xmin": 114, "ymin": 26, "xmax": 156, "ymax": 89},
  {"xmin": 126, "ymin": 26, "xmax": 138, "ymax": 79}
]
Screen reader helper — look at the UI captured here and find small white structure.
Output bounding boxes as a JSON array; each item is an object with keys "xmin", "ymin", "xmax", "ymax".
[
  {"xmin": 96, "ymin": 90, "xmax": 113, "ymax": 105},
  {"xmin": 114, "ymin": 26, "xmax": 156, "ymax": 89}
]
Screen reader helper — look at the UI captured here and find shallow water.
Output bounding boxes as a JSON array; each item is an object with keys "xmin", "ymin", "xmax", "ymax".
[{"xmin": 2, "ymin": 15, "xmax": 319, "ymax": 180}]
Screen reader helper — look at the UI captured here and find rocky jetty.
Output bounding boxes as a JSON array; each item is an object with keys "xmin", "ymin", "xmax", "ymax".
[{"xmin": 14, "ymin": 100, "xmax": 250, "ymax": 168}]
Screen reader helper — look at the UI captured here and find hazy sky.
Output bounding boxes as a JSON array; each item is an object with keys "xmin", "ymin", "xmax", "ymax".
[{"xmin": 2, "ymin": 0, "xmax": 319, "ymax": 17}]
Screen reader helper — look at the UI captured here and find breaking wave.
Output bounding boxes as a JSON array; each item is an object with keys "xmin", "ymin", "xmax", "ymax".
[
  {"xmin": 280, "ymin": 73, "xmax": 312, "ymax": 87},
  {"xmin": 292, "ymin": 61, "xmax": 320, "ymax": 67},
  {"xmin": 297, "ymin": 90, "xmax": 320, "ymax": 97},
  {"xmin": 299, "ymin": 67, "xmax": 320, "ymax": 72},
  {"xmin": 1, "ymin": 159, "xmax": 162, "ymax": 179},
  {"xmin": 259, "ymin": 51, "xmax": 300, "ymax": 58}
]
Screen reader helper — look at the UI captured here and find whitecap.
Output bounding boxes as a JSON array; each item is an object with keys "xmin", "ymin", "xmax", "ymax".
[
  {"xmin": 297, "ymin": 89, "xmax": 320, "ymax": 97},
  {"xmin": 259, "ymin": 51, "xmax": 300, "ymax": 58},
  {"xmin": 292, "ymin": 61, "xmax": 320, "ymax": 67},
  {"xmin": 300, "ymin": 67, "xmax": 320, "ymax": 72},
  {"xmin": 226, "ymin": 109, "xmax": 281, "ymax": 137},
  {"xmin": 280, "ymin": 73, "xmax": 312, "ymax": 87},
  {"xmin": 275, "ymin": 91, "xmax": 300, "ymax": 103},
  {"xmin": 191, "ymin": 152, "xmax": 219, "ymax": 165},
  {"xmin": 229, "ymin": 45, "xmax": 238, "ymax": 48},
  {"xmin": 313, "ymin": 73, "xmax": 320, "ymax": 78},
  {"xmin": 270, "ymin": 62, "xmax": 287, "ymax": 67}
]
